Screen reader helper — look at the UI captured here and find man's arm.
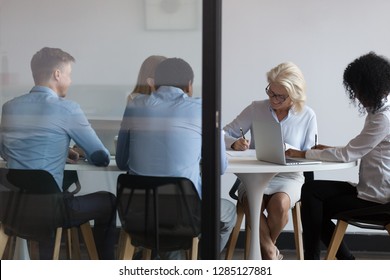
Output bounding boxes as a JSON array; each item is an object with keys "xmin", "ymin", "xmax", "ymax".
[{"xmin": 66, "ymin": 104, "xmax": 110, "ymax": 166}]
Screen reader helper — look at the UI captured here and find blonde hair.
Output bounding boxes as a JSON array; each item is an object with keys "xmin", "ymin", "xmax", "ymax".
[
  {"xmin": 266, "ymin": 62, "xmax": 306, "ymax": 112},
  {"xmin": 128, "ymin": 55, "xmax": 167, "ymax": 102}
]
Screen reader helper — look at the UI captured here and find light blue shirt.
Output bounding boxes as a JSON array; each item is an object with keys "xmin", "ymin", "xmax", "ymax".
[
  {"xmin": 115, "ymin": 86, "xmax": 228, "ymax": 197},
  {"xmin": 0, "ymin": 86, "xmax": 110, "ymax": 189}
]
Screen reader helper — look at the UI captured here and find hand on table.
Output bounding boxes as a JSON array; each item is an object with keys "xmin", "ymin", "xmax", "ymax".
[
  {"xmin": 66, "ymin": 146, "xmax": 86, "ymax": 164},
  {"xmin": 286, "ymin": 144, "xmax": 333, "ymax": 158},
  {"xmin": 312, "ymin": 144, "xmax": 332, "ymax": 150},
  {"xmin": 285, "ymin": 148, "xmax": 306, "ymax": 158}
]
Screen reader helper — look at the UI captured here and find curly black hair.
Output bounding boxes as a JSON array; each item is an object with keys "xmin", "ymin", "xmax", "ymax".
[{"xmin": 343, "ymin": 52, "xmax": 390, "ymax": 114}]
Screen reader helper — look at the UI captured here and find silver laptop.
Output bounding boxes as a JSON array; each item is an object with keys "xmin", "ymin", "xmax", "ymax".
[
  {"xmin": 252, "ymin": 120, "xmax": 321, "ymax": 165},
  {"xmin": 89, "ymin": 119, "xmax": 121, "ymax": 156}
]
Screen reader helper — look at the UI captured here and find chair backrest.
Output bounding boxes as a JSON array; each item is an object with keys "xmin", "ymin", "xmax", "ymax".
[
  {"xmin": 116, "ymin": 174, "xmax": 201, "ymax": 252},
  {"xmin": 333, "ymin": 201, "xmax": 390, "ymax": 230},
  {"xmin": 0, "ymin": 168, "xmax": 65, "ymax": 240}
]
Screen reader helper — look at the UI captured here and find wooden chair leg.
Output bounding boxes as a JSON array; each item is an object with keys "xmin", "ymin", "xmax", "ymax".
[
  {"xmin": 225, "ymin": 202, "xmax": 245, "ymax": 260},
  {"xmin": 52, "ymin": 228, "xmax": 63, "ymax": 260},
  {"xmin": 291, "ymin": 201, "xmax": 304, "ymax": 260},
  {"xmin": 0, "ymin": 223, "xmax": 10, "ymax": 260},
  {"xmin": 72, "ymin": 228, "xmax": 82, "ymax": 259},
  {"xmin": 142, "ymin": 248, "xmax": 152, "ymax": 259},
  {"xmin": 118, "ymin": 230, "xmax": 135, "ymax": 260},
  {"xmin": 189, "ymin": 237, "xmax": 199, "ymax": 260},
  {"xmin": 66, "ymin": 228, "xmax": 82, "ymax": 259},
  {"xmin": 238, "ymin": 195, "xmax": 252, "ymax": 260},
  {"xmin": 325, "ymin": 220, "xmax": 348, "ymax": 260},
  {"xmin": 3, "ymin": 236, "xmax": 14, "ymax": 260},
  {"xmin": 116, "ymin": 228, "xmax": 126, "ymax": 259},
  {"xmin": 244, "ymin": 220, "xmax": 251, "ymax": 260},
  {"xmin": 66, "ymin": 228, "xmax": 72, "ymax": 259},
  {"xmin": 80, "ymin": 222, "xmax": 99, "ymax": 260},
  {"xmin": 385, "ymin": 224, "xmax": 390, "ymax": 235}
]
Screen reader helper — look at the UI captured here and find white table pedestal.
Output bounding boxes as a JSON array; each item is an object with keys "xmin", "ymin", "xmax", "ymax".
[
  {"xmin": 236, "ymin": 172, "xmax": 276, "ymax": 260},
  {"xmin": 13, "ymin": 238, "xmax": 30, "ymax": 260}
]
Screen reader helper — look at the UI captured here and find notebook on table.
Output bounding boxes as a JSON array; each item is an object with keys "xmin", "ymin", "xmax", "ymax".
[{"xmin": 252, "ymin": 120, "xmax": 321, "ymax": 165}]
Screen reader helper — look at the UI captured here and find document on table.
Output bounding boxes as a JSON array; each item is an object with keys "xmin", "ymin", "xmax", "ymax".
[{"xmin": 226, "ymin": 149, "xmax": 256, "ymax": 157}]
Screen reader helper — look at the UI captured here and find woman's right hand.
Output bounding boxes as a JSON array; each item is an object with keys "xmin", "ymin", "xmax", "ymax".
[{"xmin": 231, "ymin": 138, "xmax": 250, "ymax": 151}]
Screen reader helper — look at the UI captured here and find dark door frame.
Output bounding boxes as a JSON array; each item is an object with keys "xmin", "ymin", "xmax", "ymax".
[{"xmin": 201, "ymin": 0, "xmax": 222, "ymax": 260}]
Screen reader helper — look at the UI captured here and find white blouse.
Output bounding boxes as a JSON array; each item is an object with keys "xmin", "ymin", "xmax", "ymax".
[
  {"xmin": 306, "ymin": 101, "xmax": 390, "ymax": 204},
  {"xmin": 224, "ymin": 99, "xmax": 318, "ymax": 151},
  {"xmin": 223, "ymin": 100, "xmax": 318, "ymax": 205}
]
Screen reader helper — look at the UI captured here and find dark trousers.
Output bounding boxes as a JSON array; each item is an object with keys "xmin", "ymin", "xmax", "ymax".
[
  {"xmin": 300, "ymin": 180, "xmax": 380, "ymax": 259},
  {"xmin": 39, "ymin": 190, "xmax": 117, "ymax": 260}
]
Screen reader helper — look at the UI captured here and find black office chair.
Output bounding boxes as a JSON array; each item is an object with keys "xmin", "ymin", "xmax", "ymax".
[
  {"xmin": 225, "ymin": 171, "xmax": 314, "ymax": 260},
  {"xmin": 116, "ymin": 174, "xmax": 201, "ymax": 260},
  {"xmin": 0, "ymin": 168, "xmax": 98, "ymax": 260},
  {"xmin": 325, "ymin": 201, "xmax": 390, "ymax": 260}
]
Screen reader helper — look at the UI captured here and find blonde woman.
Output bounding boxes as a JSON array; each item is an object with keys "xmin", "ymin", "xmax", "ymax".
[{"xmin": 223, "ymin": 62, "xmax": 318, "ymax": 260}]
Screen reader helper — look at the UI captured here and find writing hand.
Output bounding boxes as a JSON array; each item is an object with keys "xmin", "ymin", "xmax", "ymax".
[{"xmin": 232, "ymin": 138, "xmax": 250, "ymax": 151}]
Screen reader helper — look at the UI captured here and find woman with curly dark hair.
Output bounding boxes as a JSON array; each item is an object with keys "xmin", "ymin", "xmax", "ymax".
[{"xmin": 286, "ymin": 52, "xmax": 390, "ymax": 259}]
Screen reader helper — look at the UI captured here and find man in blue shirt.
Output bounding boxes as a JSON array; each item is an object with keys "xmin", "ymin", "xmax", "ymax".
[
  {"xmin": 0, "ymin": 47, "xmax": 116, "ymax": 259},
  {"xmin": 116, "ymin": 57, "xmax": 236, "ymax": 259}
]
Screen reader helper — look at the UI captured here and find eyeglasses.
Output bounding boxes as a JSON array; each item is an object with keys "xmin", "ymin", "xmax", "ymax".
[{"xmin": 265, "ymin": 85, "xmax": 289, "ymax": 103}]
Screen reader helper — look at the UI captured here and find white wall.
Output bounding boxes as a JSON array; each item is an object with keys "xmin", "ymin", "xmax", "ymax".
[{"xmin": 221, "ymin": 0, "xmax": 390, "ymax": 232}]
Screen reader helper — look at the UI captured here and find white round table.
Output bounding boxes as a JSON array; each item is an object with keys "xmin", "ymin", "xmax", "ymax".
[{"xmin": 226, "ymin": 151, "xmax": 358, "ymax": 260}]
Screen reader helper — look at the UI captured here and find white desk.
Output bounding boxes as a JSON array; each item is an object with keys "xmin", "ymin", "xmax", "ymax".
[
  {"xmin": 64, "ymin": 157, "xmax": 119, "ymax": 172},
  {"xmin": 0, "ymin": 156, "xmax": 119, "ymax": 170},
  {"xmin": 225, "ymin": 150, "xmax": 358, "ymax": 260}
]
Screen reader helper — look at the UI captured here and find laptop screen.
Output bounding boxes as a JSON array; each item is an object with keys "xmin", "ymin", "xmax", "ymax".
[
  {"xmin": 252, "ymin": 120, "xmax": 321, "ymax": 165},
  {"xmin": 252, "ymin": 120, "xmax": 287, "ymax": 164}
]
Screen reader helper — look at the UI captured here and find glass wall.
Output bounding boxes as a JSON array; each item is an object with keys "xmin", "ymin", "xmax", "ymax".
[
  {"xmin": 0, "ymin": 0, "xmax": 220, "ymax": 258},
  {"xmin": 0, "ymin": 0, "xmax": 202, "ymax": 118}
]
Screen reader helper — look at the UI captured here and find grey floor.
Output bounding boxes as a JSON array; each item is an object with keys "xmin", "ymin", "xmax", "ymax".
[
  {"xmin": 5, "ymin": 240, "xmax": 388, "ymax": 260},
  {"xmin": 65, "ymin": 243, "xmax": 390, "ymax": 260},
  {"xmin": 222, "ymin": 248, "xmax": 390, "ymax": 260},
  {"xmin": 58, "ymin": 247, "xmax": 390, "ymax": 260}
]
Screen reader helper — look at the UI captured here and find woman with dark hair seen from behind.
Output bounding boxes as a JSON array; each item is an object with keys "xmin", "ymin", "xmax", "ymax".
[
  {"xmin": 286, "ymin": 52, "xmax": 390, "ymax": 259},
  {"xmin": 127, "ymin": 55, "xmax": 167, "ymax": 103}
]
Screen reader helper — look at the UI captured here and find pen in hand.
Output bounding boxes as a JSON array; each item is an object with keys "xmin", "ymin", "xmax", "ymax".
[
  {"xmin": 240, "ymin": 127, "xmax": 246, "ymax": 140},
  {"xmin": 315, "ymin": 134, "xmax": 318, "ymax": 149},
  {"xmin": 234, "ymin": 127, "xmax": 249, "ymax": 151}
]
